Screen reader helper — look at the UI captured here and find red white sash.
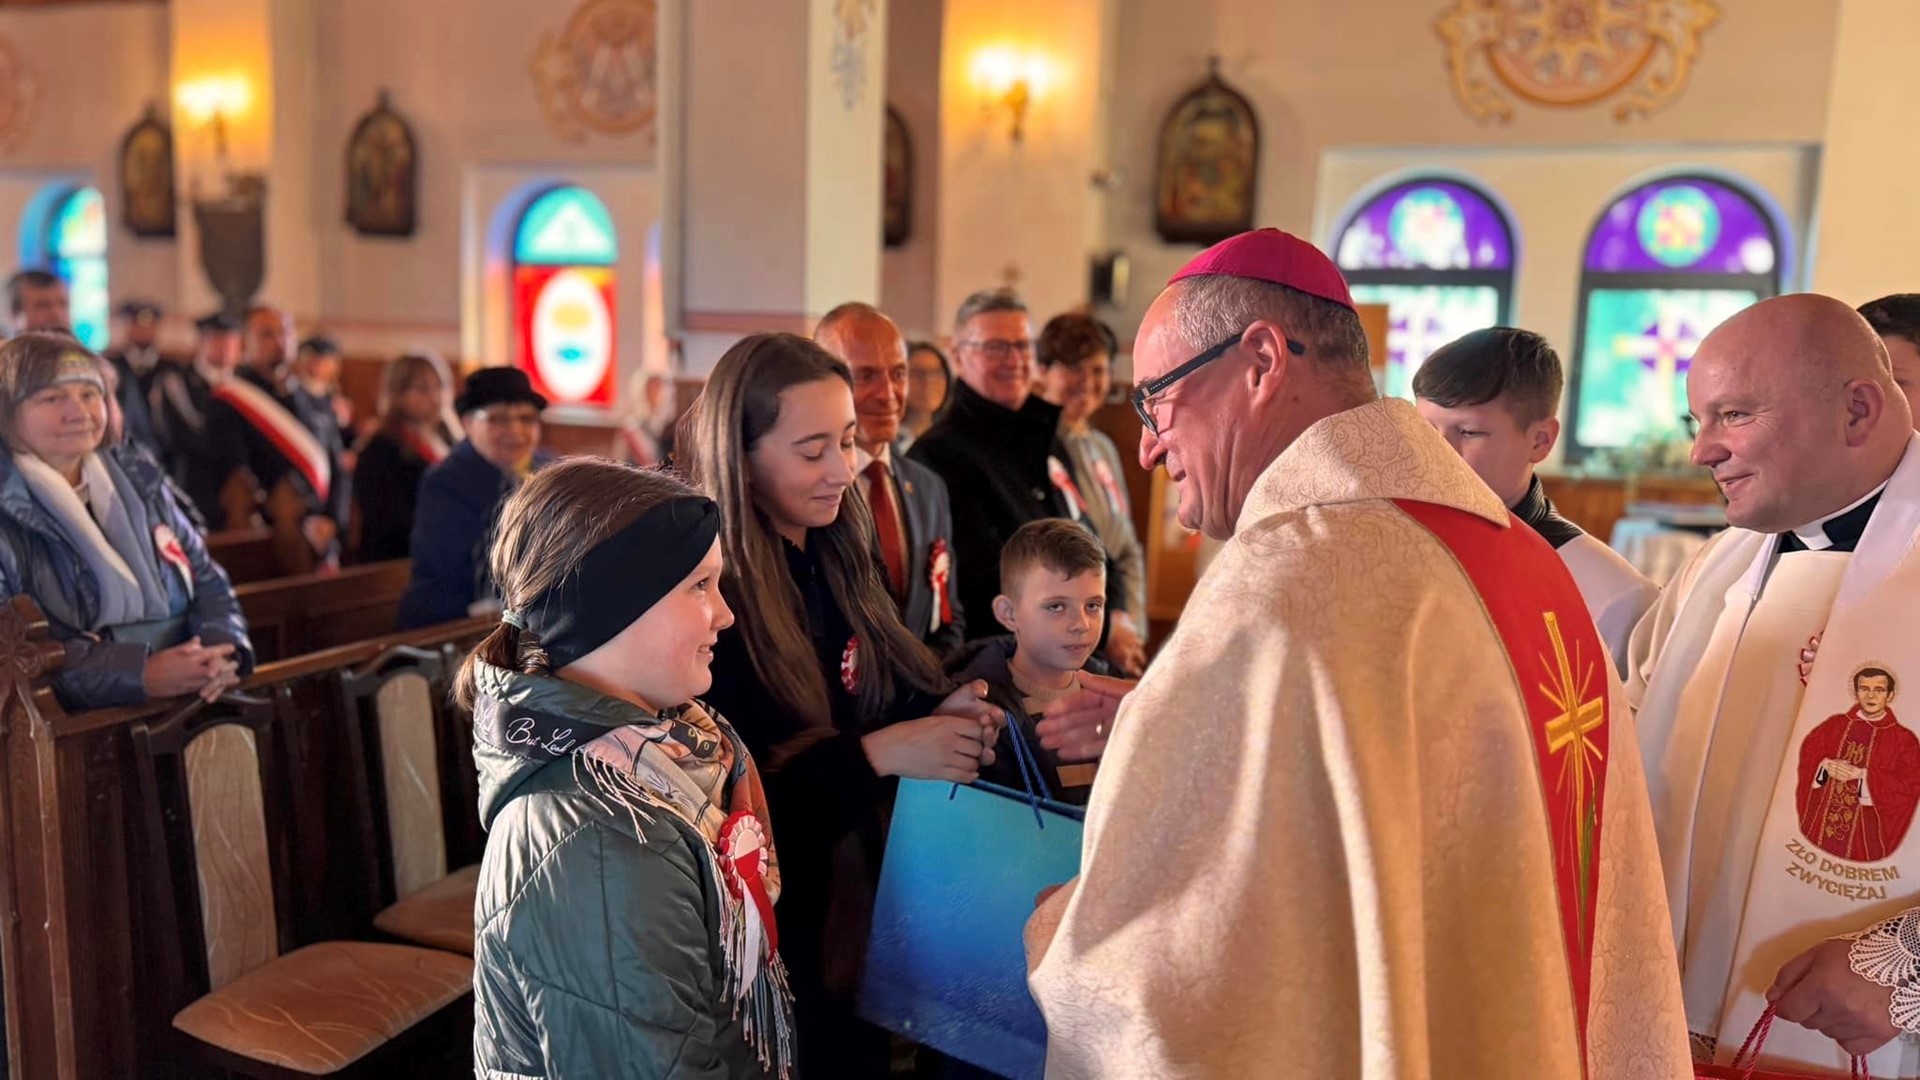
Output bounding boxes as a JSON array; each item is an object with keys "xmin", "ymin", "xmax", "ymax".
[
  {"xmin": 400, "ymin": 424, "xmax": 450, "ymax": 466},
  {"xmin": 213, "ymin": 378, "xmax": 331, "ymax": 502},
  {"xmin": 1397, "ymin": 498, "xmax": 1611, "ymax": 1072}
]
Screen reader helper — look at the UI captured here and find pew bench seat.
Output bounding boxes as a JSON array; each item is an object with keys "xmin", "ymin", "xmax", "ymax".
[
  {"xmin": 173, "ymin": 940, "xmax": 473, "ymax": 1075},
  {"xmin": 372, "ymin": 862, "xmax": 481, "ymax": 955}
]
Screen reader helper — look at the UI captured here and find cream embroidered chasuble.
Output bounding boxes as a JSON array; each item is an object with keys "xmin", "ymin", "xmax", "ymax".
[{"xmin": 1025, "ymin": 399, "xmax": 1689, "ymax": 1079}]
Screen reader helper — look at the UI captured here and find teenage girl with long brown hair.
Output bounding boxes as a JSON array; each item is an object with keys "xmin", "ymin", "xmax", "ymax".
[{"xmin": 681, "ymin": 333, "xmax": 1000, "ymax": 1078}]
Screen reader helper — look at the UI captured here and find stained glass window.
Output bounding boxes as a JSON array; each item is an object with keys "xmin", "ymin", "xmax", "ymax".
[
  {"xmin": 1334, "ymin": 178, "xmax": 1515, "ymax": 399},
  {"xmin": 47, "ymin": 187, "xmax": 107, "ymax": 350},
  {"xmin": 512, "ymin": 185, "xmax": 618, "ymax": 409},
  {"xmin": 1568, "ymin": 175, "xmax": 1783, "ymax": 457}
]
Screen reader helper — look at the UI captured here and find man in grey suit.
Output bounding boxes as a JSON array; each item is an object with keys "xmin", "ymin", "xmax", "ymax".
[{"xmin": 815, "ymin": 302, "xmax": 967, "ymax": 657}]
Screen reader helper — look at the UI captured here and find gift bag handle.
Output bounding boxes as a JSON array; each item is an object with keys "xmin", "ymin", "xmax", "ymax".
[
  {"xmin": 1726, "ymin": 1004, "xmax": 1871, "ymax": 1080},
  {"xmin": 949, "ymin": 711, "xmax": 1054, "ymax": 829}
]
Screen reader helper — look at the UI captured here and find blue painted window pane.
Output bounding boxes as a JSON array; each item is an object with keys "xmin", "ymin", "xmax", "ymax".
[
  {"xmin": 514, "ymin": 186, "xmax": 618, "ymax": 266},
  {"xmin": 1573, "ymin": 288, "xmax": 1759, "ymax": 450},
  {"xmin": 49, "ymin": 188, "xmax": 107, "ymax": 349}
]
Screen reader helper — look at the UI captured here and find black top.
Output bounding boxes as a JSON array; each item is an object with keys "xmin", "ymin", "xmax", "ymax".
[
  {"xmin": 700, "ymin": 536, "xmax": 943, "ymax": 1078},
  {"xmin": 353, "ymin": 430, "xmax": 432, "ymax": 563},
  {"xmin": 908, "ymin": 383, "xmax": 1088, "ymax": 641},
  {"xmin": 1511, "ymin": 474, "xmax": 1585, "ymax": 551},
  {"xmin": 1779, "ymin": 489, "xmax": 1883, "ymax": 554}
]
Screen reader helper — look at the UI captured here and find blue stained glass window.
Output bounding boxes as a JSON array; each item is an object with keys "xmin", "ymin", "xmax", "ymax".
[
  {"xmin": 514, "ymin": 186, "xmax": 618, "ymax": 266},
  {"xmin": 47, "ymin": 187, "xmax": 107, "ymax": 350},
  {"xmin": 1334, "ymin": 177, "xmax": 1516, "ymax": 397},
  {"xmin": 1567, "ymin": 175, "xmax": 1784, "ymax": 458}
]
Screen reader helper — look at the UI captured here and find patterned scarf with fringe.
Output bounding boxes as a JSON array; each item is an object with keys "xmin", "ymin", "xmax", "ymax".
[{"xmin": 573, "ymin": 700, "xmax": 794, "ymax": 1078}]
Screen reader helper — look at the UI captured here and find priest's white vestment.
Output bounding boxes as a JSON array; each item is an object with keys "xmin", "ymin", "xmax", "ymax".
[{"xmin": 1629, "ymin": 432, "xmax": 1920, "ymax": 1077}]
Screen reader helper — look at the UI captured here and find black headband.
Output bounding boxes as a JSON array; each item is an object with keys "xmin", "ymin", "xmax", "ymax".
[{"xmin": 503, "ymin": 495, "xmax": 720, "ymax": 669}]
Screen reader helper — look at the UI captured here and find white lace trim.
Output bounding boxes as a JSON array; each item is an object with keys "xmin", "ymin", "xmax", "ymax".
[{"xmin": 1847, "ymin": 909, "xmax": 1920, "ymax": 1033}]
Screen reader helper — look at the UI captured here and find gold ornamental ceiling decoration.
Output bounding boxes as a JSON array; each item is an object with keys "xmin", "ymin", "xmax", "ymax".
[
  {"xmin": 1435, "ymin": 0, "xmax": 1720, "ymax": 124},
  {"xmin": 530, "ymin": 0, "xmax": 658, "ymax": 144}
]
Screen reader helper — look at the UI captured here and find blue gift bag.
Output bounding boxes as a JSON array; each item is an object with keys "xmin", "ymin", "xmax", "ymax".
[{"xmin": 858, "ymin": 720, "xmax": 1085, "ymax": 1080}]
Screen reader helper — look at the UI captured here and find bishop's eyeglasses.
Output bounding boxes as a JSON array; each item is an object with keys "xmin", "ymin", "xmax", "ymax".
[{"xmin": 1130, "ymin": 327, "xmax": 1306, "ymax": 436}]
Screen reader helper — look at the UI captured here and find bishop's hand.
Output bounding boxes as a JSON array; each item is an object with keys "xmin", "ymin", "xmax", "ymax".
[
  {"xmin": 1769, "ymin": 937, "xmax": 1901, "ymax": 1056},
  {"xmin": 1036, "ymin": 673, "xmax": 1136, "ymax": 762}
]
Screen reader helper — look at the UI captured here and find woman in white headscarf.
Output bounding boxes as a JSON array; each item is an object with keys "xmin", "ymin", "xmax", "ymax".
[{"xmin": 0, "ymin": 332, "xmax": 253, "ymax": 710}]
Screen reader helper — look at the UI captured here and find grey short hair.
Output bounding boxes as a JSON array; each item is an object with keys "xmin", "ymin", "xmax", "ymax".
[
  {"xmin": 1171, "ymin": 274, "xmax": 1373, "ymax": 386},
  {"xmin": 953, "ymin": 288, "xmax": 1028, "ymax": 336}
]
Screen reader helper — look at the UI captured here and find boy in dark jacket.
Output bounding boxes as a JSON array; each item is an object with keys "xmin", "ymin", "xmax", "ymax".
[{"xmin": 953, "ymin": 518, "xmax": 1111, "ymax": 806}]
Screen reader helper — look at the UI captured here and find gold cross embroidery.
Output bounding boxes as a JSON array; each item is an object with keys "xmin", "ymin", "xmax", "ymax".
[
  {"xmin": 1543, "ymin": 611, "xmax": 1605, "ymax": 759},
  {"xmin": 1538, "ymin": 609, "xmax": 1607, "ymax": 946}
]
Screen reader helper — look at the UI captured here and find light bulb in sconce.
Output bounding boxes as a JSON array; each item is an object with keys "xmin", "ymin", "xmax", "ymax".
[
  {"xmin": 970, "ymin": 46, "xmax": 1052, "ymax": 143},
  {"xmin": 174, "ymin": 76, "xmax": 252, "ymax": 160}
]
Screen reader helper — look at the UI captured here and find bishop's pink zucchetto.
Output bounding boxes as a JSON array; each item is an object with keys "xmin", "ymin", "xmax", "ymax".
[{"xmin": 1168, "ymin": 228, "xmax": 1356, "ymax": 312}]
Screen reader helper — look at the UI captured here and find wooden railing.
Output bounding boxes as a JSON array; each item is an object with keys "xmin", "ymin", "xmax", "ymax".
[{"xmin": 0, "ymin": 597, "xmax": 491, "ymax": 1078}]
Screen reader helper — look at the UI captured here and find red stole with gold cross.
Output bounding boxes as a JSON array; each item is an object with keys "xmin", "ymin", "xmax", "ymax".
[{"xmin": 1396, "ymin": 498, "xmax": 1611, "ymax": 1073}]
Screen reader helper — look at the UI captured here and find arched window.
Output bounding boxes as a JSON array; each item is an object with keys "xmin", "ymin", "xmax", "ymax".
[
  {"xmin": 1334, "ymin": 177, "xmax": 1515, "ymax": 399},
  {"xmin": 1567, "ymin": 174, "xmax": 1783, "ymax": 459},
  {"xmin": 511, "ymin": 185, "xmax": 618, "ymax": 408},
  {"xmin": 44, "ymin": 186, "xmax": 108, "ymax": 350}
]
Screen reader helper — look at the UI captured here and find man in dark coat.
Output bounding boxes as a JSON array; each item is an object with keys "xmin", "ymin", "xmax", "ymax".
[
  {"xmin": 102, "ymin": 299, "xmax": 165, "ymax": 458},
  {"xmin": 150, "ymin": 312, "xmax": 249, "ymax": 529},
  {"xmin": 397, "ymin": 367, "xmax": 555, "ymax": 629},
  {"xmin": 908, "ymin": 288, "xmax": 1099, "ymax": 642}
]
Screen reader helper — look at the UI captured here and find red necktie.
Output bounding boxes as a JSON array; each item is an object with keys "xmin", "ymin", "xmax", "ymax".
[{"xmin": 865, "ymin": 460, "xmax": 908, "ymax": 600}]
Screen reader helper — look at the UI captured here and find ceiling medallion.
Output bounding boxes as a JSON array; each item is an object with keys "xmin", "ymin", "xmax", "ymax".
[{"xmin": 1436, "ymin": 0, "xmax": 1719, "ymax": 124}]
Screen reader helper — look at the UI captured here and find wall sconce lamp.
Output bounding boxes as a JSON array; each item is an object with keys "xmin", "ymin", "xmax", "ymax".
[
  {"xmin": 174, "ymin": 76, "xmax": 252, "ymax": 165},
  {"xmin": 970, "ymin": 47, "xmax": 1051, "ymax": 143},
  {"xmin": 174, "ymin": 75, "xmax": 265, "ymax": 317}
]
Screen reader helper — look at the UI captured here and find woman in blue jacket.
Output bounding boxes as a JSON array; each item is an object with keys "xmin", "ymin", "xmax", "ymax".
[{"xmin": 0, "ymin": 333, "xmax": 253, "ymax": 711}]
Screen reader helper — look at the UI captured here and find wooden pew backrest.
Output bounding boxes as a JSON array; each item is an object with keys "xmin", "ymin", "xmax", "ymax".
[{"xmin": 236, "ymin": 559, "xmax": 413, "ymax": 664}]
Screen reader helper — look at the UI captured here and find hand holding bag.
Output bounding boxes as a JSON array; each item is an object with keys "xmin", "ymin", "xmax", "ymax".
[{"xmin": 1695, "ymin": 1004, "xmax": 1871, "ymax": 1080}]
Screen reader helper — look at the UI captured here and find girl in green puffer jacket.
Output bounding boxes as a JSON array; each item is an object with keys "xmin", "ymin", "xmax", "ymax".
[{"xmin": 462, "ymin": 458, "xmax": 792, "ymax": 1079}]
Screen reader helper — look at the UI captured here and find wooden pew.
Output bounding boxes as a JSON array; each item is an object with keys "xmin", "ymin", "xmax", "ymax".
[
  {"xmin": 235, "ymin": 558, "xmax": 413, "ymax": 664},
  {"xmin": 0, "ymin": 598, "xmax": 491, "ymax": 1078},
  {"xmin": 205, "ymin": 526, "xmax": 282, "ymax": 585}
]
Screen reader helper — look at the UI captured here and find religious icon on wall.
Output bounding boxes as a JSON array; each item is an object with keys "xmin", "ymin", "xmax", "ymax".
[
  {"xmin": 1434, "ymin": 0, "xmax": 1721, "ymax": 124},
  {"xmin": 345, "ymin": 90, "xmax": 417, "ymax": 237},
  {"xmin": 118, "ymin": 104, "xmax": 175, "ymax": 238},
  {"xmin": 1152, "ymin": 58, "xmax": 1257, "ymax": 247},
  {"xmin": 1795, "ymin": 664, "xmax": 1920, "ymax": 864},
  {"xmin": 531, "ymin": 0, "xmax": 658, "ymax": 146},
  {"xmin": 883, "ymin": 105, "xmax": 911, "ymax": 248}
]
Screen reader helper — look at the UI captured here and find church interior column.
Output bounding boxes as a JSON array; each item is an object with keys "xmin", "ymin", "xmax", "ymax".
[
  {"xmin": 934, "ymin": 0, "xmax": 1115, "ymax": 331},
  {"xmin": 1808, "ymin": 0, "xmax": 1920, "ymax": 305},
  {"xmin": 676, "ymin": 0, "xmax": 888, "ymax": 375},
  {"xmin": 168, "ymin": 0, "xmax": 322, "ymax": 321}
]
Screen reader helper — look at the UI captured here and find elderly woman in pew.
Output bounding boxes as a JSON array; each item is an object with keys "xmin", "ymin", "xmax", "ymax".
[
  {"xmin": 396, "ymin": 366, "xmax": 555, "ymax": 629},
  {"xmin": 0, "ymin": 332, "xmax": 252, "ymax": 710},
  {"xmin": 465, "ymin": 458, "xmax": 792, "ymax": 1078}
]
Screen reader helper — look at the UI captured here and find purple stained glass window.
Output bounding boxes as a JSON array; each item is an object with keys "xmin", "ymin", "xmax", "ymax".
[
  {"xmin": 1584, "ymin": 177, "xmax": 1779, "ymax": 277},
  {"xmin": 1335, "ymin": 180, "xmax": 1514, "ymax": 272}
]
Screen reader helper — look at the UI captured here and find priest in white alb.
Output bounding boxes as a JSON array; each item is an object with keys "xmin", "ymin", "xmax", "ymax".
[
  {"xmin": 1022, "ymin": 229, "xmax": 1690, "ymax": 1078},
  {"xmin": 1628, "ymin": 293, "xmax": 1920, "ymax": 1076}
]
